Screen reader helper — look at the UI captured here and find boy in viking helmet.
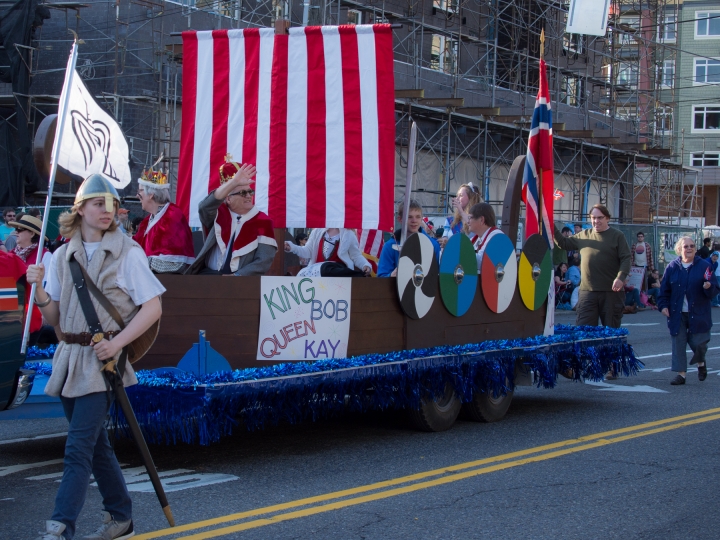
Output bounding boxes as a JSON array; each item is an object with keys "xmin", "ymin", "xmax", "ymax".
[
  {"xmin": 27, "ymin": 173, "xmax": 165, "ymax": 540},
  {"xmin": 134, "ymin": 167, "xmax": 195, "ymax": 273},
  {"xmin": 186, "ymin": 155, "xmax": 277, "ymax": 275}
]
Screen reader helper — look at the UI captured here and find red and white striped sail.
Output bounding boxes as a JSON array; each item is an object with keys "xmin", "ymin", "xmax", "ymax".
[
  {"xmin": 357, "ymin": 229, "xmax": 384, "ymax": 276},
  {"xmin": 178, "ymin": 25, "xmax": 396, "ymax": 230}
]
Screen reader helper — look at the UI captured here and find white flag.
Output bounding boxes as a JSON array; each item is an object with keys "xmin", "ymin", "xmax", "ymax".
[{"xmin": 53, "ymin": 69, "xmax": 131, "ymax": 189}]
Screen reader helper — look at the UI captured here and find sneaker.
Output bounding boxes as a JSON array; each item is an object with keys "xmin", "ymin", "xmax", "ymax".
[
  {"xmin": 36, "ymin": 520, "xmax": 66, "ymax": 540},
  {"xmin": 82, "ymin": 512, "xmax": 134, "ymax": 540},
  {"xmin": 699, "ymin": 364, "xmax": 708, "ymax": 382},
  {"xmin": 670, "ymin": 374, "xmax": 686, "ymax": 385}
]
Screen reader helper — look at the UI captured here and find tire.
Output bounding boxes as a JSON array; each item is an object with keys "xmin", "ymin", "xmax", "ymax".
[
  {"xmin": 463, "ymin": 385, "xmax": 513, "ymax": 423},
  {"xmin": 408, "ymin": 382, "xmax": 462, "ymax": 432}
]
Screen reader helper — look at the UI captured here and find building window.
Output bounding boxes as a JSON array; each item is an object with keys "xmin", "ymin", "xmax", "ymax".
[
  {"xmin": 347, "ymin": 9, "xmax": 362, "ymax": 25},
  {"xmin": 694, "ymin": 59, "xmax": 720, "ymax": 84},
  {"xmin": 696, "ymin": 12, "xmax": 720, "ymax": 38},
  {"xmin": 617, "ymin": 17, "xmax": 640, "ymax": 46},
  {"xmin": 563, "ymin": 32, "xmax": 584, "ymax": 54},
  {"xmin": 560, "ymin": 76, "xmax": 583, "ymax": 107},
  {"xmin": 661, "ymin": 14, "xmax": 677, "ymax": 42},
  {"xmin": 692, "ymin": 153, "xmax": 720, "ymax": 167},
  {"xmin": 617, "ymin": 62, "xmax": 639, "ymax": 89},
  {"xmin": 433, "ymin": 0, "xmax": 458, "ymax": 13},
  {"xmin": 430, "ymin": 35, "xmax": 458, "ymax": 75},
  {"xmin": 656, "ymin": 107, "xmax": 673, "ymax": 134},
  {"xmin": 660, "ymin": 60, "xmax": 675, "ymax": 88},
  {"xmin": 693, "ymin": 105, "xmax": 720, "ymax": 131}
]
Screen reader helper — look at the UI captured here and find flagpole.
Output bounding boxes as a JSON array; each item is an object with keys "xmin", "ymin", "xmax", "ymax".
[
  {"xmin": 21, "ymin": 36, "xmax": 80, "ymax": 354},
  {"xmin": 538, "ymin": 28, "xmax": 545, "ymax": 241}
]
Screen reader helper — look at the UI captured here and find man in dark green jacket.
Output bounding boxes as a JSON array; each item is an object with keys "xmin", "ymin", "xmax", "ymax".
[{"xmin": 553, "ymin": 204, "xmax": 631, "ymax": 328}]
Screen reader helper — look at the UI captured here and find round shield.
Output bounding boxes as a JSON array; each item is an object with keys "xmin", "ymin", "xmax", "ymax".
[
  {"xmin": 518, "ymin": 234, "xmax": 553, "ymax": 311},
  {"xmin": 439, "ymin": 233, "xmax": 478, "ymax": 316},
  {"xmin": 397, "ymin": 233, "xmax": 439, "ymax": 319},
  {"xmin": 481, "ymin": 232, "xmax": 517, "ymax": 313}
]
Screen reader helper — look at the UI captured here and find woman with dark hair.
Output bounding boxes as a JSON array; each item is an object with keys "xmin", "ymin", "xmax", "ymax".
[{"xmin": 468, "ymin": 202, "xmax": 501, "ymax": 272}]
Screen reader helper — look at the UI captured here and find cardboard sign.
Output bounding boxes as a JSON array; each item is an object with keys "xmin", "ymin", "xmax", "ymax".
[
  {"xmin": 627, "ymin": 266, "xmax": 645, "ymax": 291},
  {"xmin": 257, "ymin": 276, "xmax": 352, "ymax": 361}
]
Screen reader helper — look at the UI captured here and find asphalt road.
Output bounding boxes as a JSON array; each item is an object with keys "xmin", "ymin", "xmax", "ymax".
[{"xmin": 3, "ymin": 308, "xmax": 720, "ymax": 540}]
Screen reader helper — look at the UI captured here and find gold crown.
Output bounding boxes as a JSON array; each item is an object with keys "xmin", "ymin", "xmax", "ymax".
[
  {"xmin": 219, "ymin": 153, "xmax": 242, "ymax": 184},
  {"xmin": 138, "ymin": 167, "xmax": 170, "ymax": 189}
]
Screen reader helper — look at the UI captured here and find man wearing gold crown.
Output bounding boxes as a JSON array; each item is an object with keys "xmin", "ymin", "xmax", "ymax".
[
  {"xmin": 186, "ymin": 157, "xmax": 277, "ymax": 276},
  {"xmin": 134, "ymin": 168, "xmax": 196, "ymax": 274}
]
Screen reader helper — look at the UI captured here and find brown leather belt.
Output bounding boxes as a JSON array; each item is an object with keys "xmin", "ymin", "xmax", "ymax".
[{"xmin": 62, "ymin": 331, "xmax": 120, "ymax": 346}]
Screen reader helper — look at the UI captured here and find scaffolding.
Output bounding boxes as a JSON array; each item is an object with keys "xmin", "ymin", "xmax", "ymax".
[{"xmin": 1, "ymin": 0, "xmax": 700, "ymax": 223}]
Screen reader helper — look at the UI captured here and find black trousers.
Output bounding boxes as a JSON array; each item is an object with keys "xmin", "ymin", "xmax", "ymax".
[{"xmin": 575, "ymin": 290, "xmax": 625, "ymax": 328}]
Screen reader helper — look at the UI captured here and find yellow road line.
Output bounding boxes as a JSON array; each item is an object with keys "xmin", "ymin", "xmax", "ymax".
[{"xmin": 134, "ymin": 407, "xmax": 720, "ymax": 540}]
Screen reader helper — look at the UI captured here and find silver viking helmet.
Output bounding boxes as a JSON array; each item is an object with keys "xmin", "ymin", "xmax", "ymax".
[{"xmin": 75, "ymin": 173, "xmax": 120, "ymax": 212}]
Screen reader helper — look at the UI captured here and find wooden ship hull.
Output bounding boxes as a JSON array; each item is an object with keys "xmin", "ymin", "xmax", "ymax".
[{"xmin": 137, "ymin": 275, "xmax": 546, "ymax": 371}]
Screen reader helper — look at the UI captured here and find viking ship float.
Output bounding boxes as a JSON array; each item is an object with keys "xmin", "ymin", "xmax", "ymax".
[{"xmin": 2, "ymin": 25, "xmax": 640, "ymax": 444}]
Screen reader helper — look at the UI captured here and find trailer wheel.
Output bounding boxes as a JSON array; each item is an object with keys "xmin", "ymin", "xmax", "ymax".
[
  {"xmin": 463, "ymin": 386, "xmax": 513, "ymax": 423},
  {"xmin": 408, "ymin": 382, "xmax": 461, "ymax": 432}
]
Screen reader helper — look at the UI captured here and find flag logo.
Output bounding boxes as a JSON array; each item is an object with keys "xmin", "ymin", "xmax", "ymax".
[
  {"xmin": 0, "ymin": 278, "xmax": 19, "ymax": 312},
  {"xmin": 53, "ymin": 49, "xmax": 131, "ymax": 189},
  {"xmin": 705, "ymin": 267, "xmax": 712, "ymax": 281}
]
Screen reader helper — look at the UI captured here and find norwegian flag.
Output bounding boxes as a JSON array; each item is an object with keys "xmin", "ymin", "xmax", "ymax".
[
  {"xmin": 705, "ymin": 266, "xmax": 713, "ymax": 281},
  {"xmin": 178, "ymin": 25, "xmax": 396, "ymax": 230},
  {"xmin": 357, "ymin": 229, "xmax": 384, "ymax": 276},
  {"xmin": 522, "ymin": 58, "xmax": 554, "ymax": 249},
  {"xmin": 553, "ymin": 188, "xmax": 564, "ymax": 200}
]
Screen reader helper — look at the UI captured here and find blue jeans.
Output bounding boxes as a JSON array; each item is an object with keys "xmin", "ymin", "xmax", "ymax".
[
  {"xmin": 52, "ymin": 391, "xmax": 132, "ymax": 539},
  {"xmin": 671, "ymin": 313, "xmax": 711, "ymax": 373},
  {"xmin": 646, "ymin": 288, "xmax": 660, "ymax": 303}
]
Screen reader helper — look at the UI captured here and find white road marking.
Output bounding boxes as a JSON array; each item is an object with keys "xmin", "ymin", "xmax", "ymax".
[
  {"xmin": 0, "ymin": 432, "xmax": 67, "ymax": 446},
  {"xmin": 637, "ymin": 346, "xmax": 720, "ymax": 359},
  {"xmin": 622, "ymin": 323, "xmax": 660, "ymax": 327},
  {"xmin": 126, "ymin": 473, "xmax": 239, "ymax": 493},
  {"xmin": 0, "ymin": 459, "xmax": 64, "ymax": 477},
  {"xmin": 585, "ymin": 381, "xmax": 668, "ymax": 393}
]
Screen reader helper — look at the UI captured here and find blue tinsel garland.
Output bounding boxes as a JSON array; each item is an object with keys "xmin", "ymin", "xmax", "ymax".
[{"xmin": 23, "ymin": 325, "xmax": 640, "ymax": 446}]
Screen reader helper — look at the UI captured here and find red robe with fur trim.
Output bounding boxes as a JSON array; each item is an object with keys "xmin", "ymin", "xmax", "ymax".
[
  {"xmin": 134, "ymin": 203, "xmax": 195, "ymax": 263},
  {"xmin": 213, "ymin": 205, "xmax": 276, "ymax": 273}
]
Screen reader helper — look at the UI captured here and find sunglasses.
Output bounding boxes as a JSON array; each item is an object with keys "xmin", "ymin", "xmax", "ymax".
[{"xmin": 228, "ymin": 189, "xmax": 254, "ymax": 198}]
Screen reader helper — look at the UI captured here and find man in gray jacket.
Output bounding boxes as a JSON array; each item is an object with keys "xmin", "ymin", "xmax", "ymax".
[{"xmin": 186, "ymin": 162, "xmax": 277, "ymax": 276}]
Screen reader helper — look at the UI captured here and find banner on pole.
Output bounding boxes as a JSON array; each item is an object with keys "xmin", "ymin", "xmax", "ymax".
[
  {"xmin": 257, "ymin": 276, "xmax": 352, "ymax": 361},
  {"xmin": 566, "ymin": 0, "xmax": 612, "ymax": 36},
  {"xmin": 53, "ymin": 68, "xmax": 131, "ymax": 189}
]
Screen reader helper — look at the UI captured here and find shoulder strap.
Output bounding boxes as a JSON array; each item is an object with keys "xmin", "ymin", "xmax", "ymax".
[
  {"xmin": 68, "ymin": 256, "xmax": 105, "ymax": 336},
  {"xmin": 68, "ymin": 254, "xmax": 127, "ymax": 377},
  {"xmin": 76, "ymin": 261, "xmax": 126, "ymax": 331}
]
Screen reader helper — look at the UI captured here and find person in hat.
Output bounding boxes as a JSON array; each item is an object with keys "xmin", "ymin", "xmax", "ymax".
[
  {"xmin": 134, "ymin": 168, "xmax": 195, "ymax": 274},
  {"xmin": 5, "ymin": 213, "xmax": 55, "ymax": 345},
  {"xmin": 26, "ymin": 173, "xmax": 165, "ymax": 540},
  {"xmin": 186, "ymin": 155, "xmax": 277, "ymax": 276}
]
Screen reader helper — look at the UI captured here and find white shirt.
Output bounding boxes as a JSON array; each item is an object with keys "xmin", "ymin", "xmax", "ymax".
[
  {"xmin": 207, "ymin": 211, "xmax": 242, "ymax": 271},
  {"xmin": 473, "ymin": 228, "xmax": 502, "ymax": 273},
  {"xmin": 682, "ymin": 261, "xmax": 692, "ymax": 312},
  {"xmin": 45, "ymin": 241, "xmax": 166, "ymax": 305}
]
